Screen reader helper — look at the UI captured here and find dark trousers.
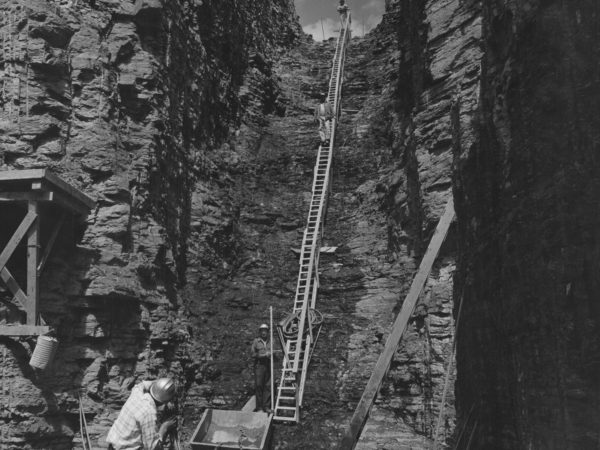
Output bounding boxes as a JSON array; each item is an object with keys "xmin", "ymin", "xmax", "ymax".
[{"xmin": 254, "ymin": 362, "xmax": 270, "ymax": 410}]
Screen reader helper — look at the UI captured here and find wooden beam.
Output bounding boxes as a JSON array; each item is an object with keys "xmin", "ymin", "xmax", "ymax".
[
  {"xmin": 26, "ymin": 202, "xmax": 40, "ymax": 326},
  {"xmin": 0, "ymin": 191, "xmax": 53, "ymax": 202},
  {"xmin": 0, "ymin": 169, "xmax": 95, "ymax": 211},
  {"xmin": 0, "ymin": 266, "xmax": 29, "ymax": 307},
  {"xmin": 37, "ymin": 212, "xmax": 65, "ymax": 275},
  {"xmin": 338, "ymin": 198, "xmax": 455, "ymax": 450},
  {"xmin": 0, "ymin": 169, "xmax": 47, "ymax": 181},
  {"xmin": 0, "ymin": 210, "xmax": 37, "ymax": 273},
  {"xmin": 0, "ymin": 325, "xmax": 50, "ymax": 336},
  {"xmin": 43, "ymin": 170, "xmax": 95, "ymax": 210}
]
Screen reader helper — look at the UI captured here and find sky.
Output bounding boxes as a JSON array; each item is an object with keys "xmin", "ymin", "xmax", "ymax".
[{"xmin": 294, "ymin": 0, "xmax": 385, "ymax": 41}]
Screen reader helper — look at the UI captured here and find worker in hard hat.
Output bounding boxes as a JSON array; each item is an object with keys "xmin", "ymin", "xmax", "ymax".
[
  {"xmin": 107, "ymin": 378, "xmax": 177, "ymax": 450},
  {"xmin": 337, "ymin": 0, "xmax": 350, "ymax": 22},
  {"xmin": 314, "ymin": 93, "xmax": 333, "ymax": 145},
  {"xmin": 251, "ymin": 323, "xmax": 272, "ymax": 412}
]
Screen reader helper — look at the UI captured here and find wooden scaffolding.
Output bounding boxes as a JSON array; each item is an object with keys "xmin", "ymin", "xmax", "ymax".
[{"xmin": 0, "ymin": 169, "xmax": 95, "ymax": 336}]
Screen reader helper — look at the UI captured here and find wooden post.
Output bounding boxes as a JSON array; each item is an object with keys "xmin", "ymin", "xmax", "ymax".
[
  {"xmin": 270, "ymin": 306, "xmax": 274, "ymax": 412},
  {"xmin": 26, "ymin": 201, "xmax": 39, "ymax": 325}
]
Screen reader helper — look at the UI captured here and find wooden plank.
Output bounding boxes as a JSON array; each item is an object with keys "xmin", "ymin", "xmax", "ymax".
[
  {"xmin": 0, "ymin": 266, "xmax": 29, "ymax": 307},
  {"xmin": 0, "ymin": 169, "xmax": 95, "ymax": 210},
  {"xmin": 43, "ymin": 170, "xmax": 95, "ymax": 209},
  {"xmin": 338, "ymin": 198, "xmax": 455, "ymax": 450},
  {"xmin": 0, "ymin": 325, "xmax": 50, "ymax": 336},
  {"xmin": 26, "ymin": 202, "xmax": 40, "ymax": 326},
  {"xmin": 0, "ymin": 191, "xmax": 53, "ymax": 202},
  {"xmin": 0, "ymin": 210, "xmax": 37, "ymax": 273},
  {"xmin": 37, "ymin": 212, "xmax": 65, "ymax": 275},
  {"xmin": 0, "ymin": 169, "xmax": 46, "ymax": 181}
]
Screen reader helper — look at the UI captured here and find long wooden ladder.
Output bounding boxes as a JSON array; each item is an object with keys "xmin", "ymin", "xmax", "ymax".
[{"xmin": 273, "ymin": 14, "xmax": 352, "ymax": 423}]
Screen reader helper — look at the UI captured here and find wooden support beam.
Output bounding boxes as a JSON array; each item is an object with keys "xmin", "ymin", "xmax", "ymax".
[
  {"xmin": 26, "ymin": 201, "xmax": 40, "ymax": 326},
  {"xmin": 43, "ymin": 170, "xmax": 95, "ymax": 210},
  {"xmin": 0, "ymin": 325, "xmax": 50, "ymax": 336},
  {"xmin": 37, "ymin": 212, "xmax": 65, "ymax": 275},
  {"xmin": 0, "ymin": 266, "xmax": 29, "ymax": 308},
  {"xmin": 0, "ymin": 169, "xmax": 95, "ymax": 211},
  {"xmin": 0, "ymin": 210, "xmax": 37, "ymax": 273},
  {"xmin": 338, "ymin": 198, "xmax": 455, "ymax": 450},
  {"xmin": 0, "ymin": 191, "xmax": 53, "ymax": 202}
]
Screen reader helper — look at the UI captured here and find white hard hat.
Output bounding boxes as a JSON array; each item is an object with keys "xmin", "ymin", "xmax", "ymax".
[{"xmin": 259, "ymin": 324, "xmax": 269, "ymax": 330}]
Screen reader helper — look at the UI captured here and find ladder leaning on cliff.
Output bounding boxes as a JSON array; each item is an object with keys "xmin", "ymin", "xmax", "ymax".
[{"xmin": 272, "ymin": 13, "xmax": 352, "ymax": 424}]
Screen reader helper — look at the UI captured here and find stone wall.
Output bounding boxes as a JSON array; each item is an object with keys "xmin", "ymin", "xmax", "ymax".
[
  {"xmin": 0, "ymin": 0, "xmax": 299, "ymax": 448},
  {"xmin": 350, "ymin": 0, "xmax": 482, "ymax": 447},
  {"xmin": 454, "ymin": 1, "xmax": 600, "ymax": 448}
]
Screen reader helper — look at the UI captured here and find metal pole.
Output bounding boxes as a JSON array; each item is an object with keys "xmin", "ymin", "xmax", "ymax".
[
  {"xmin": 321, "ymin": 17, "xmax": 325, "ymax": 41},
  {"xmin": 270, "ymin": 306, "xmax": 274, "ymax": 412}
]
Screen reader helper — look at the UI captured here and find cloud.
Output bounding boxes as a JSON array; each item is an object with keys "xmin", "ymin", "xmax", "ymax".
[
  {"xmin": 303, "ymin": 13, "xmax": 382, "ymax": 41},
  {"xmin": 361, "ymin": 0, "xmax": 381, "ymax": 11},
  {"xmin": 303, "ymin": 17, "xmax": 343, "ymax": 41}
]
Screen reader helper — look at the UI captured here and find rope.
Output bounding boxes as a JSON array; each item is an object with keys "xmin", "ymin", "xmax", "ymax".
[
  {"xmin": 278, "ymin": 309, "xmax": 323, "ymax": 340},
  {"xmin": 432, "ymin": 292, "xmax": 465, "ymax": 449}
]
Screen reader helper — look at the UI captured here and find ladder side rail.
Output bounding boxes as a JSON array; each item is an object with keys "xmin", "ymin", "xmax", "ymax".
[
  {"xmin": 298, "ymin": 322, "xmax": 323, "ymax": 405},
  {"xmin": 297, "ymin": 334, "xmax": 312, "ymax": 405},
  {"xmin": 292, "ymin": 230, "xmax": 313, "ymax": 308},
  {"xmin": 328, "ymin": 29, "xmax": 344, "ymax": 96},
  {"xmin": 292, "ymin": 152, "xmax": 332, "ymax": 359},
  {"xmin": 327, "ymin": 26, "xmax": 345, "ymax": 103},
  {"xmin": 291, "ymin": 199, "xmax": 324, "ymax": 369},
  {"xmin": 292, "ymin": 203, "xmax": 324, "ymax": 371},
  {"xmin": 332, "ymin": 23, "xmax": 348, "ymax": 116},
  {"xmin": 294, "ymin": 157, "xmax": 332, "ymax": 322}
]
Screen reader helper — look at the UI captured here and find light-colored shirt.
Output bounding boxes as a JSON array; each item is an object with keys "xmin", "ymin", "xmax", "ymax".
[
  {"xmin": 251, "ymin": 337, "xmax": 270, "ymax": 360},
  {"xmin": 314, "ymin": 102, "xmax": 333, "ymax": 120},
  {"xmin": 107, "ymin": 381, "xmax": 160, "ymax": 450}
]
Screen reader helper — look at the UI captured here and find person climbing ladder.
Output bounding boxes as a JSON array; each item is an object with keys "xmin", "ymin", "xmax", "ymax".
[
  {"xmin": 315, "ymin": 93, "xmax": 334, "ymax": 145},
  {"xmin": 337, "ymin": 0, "xmax": 350, "ymax": 23}
]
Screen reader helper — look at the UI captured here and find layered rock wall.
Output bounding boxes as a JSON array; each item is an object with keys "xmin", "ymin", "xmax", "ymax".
[
  {"xmin": 454, "ymin": 1, "xmax": 600, "ymax": 448},
  {"xmin": 0, "ymin": 0, "xmax": 299, "ymax": 448}
]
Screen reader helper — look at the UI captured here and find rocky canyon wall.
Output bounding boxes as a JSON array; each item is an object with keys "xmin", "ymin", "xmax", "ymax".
[
  {"xmin": 454, "ymin": 1, "xmax": 600, "ymax": 449},
  {"xmin": 0, "ymin": 0, "xmax": 299, "ymax": 448}
]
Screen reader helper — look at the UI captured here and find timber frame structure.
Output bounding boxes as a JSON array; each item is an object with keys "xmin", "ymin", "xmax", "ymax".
[{"xmin": 0, "ymin": 169, "xmax": 95, "ymax": 337}]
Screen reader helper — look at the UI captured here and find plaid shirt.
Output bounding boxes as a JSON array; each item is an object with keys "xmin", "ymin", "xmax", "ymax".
[{"xmin": 107, "ymin": 381, "xmax": 160, "ymax": 450}]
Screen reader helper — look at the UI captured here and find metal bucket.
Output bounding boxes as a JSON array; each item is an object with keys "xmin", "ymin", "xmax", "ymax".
[{"xmin": 29, "ymin": 336, "xmax": 59, "ymax": 370}]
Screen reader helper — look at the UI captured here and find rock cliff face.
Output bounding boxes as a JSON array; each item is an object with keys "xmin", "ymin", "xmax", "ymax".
[
  {"xmin": 2, "ymin": 0, "xmax": 596, "ymax": 448},
  {"xmin": 454, "ymin": 1, "xmax": 600, "ymax": 448},
  {"xmin": 0, "ymin": 0, "xmax": 299, "ymax": 448}
]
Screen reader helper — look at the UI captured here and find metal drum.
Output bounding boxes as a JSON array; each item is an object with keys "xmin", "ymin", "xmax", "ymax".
[{"xmin": 29, "ymin": 336, "xmax": 59, "ymax": 370}]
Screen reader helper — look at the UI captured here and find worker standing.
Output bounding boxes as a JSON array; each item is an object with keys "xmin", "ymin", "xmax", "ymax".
[
  {"xmin": 314, "ymin": 93, "xmax": 334, "ymax": 145},
  {"xmin": 251, "ymin": 323, "xmax": 272, "ymax": 413},
  {"xmin": 337, "ymin": 0, "xmax": 350, "ymax": 23},
  {"xmin": 106, "ymin": 378, "xmax": 177, "ymax": 450}
]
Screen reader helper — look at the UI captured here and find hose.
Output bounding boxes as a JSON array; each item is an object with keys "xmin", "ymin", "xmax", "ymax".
[{"xmin": 278, "ymin": 309, "xmax": 323, "ymax": 340}]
